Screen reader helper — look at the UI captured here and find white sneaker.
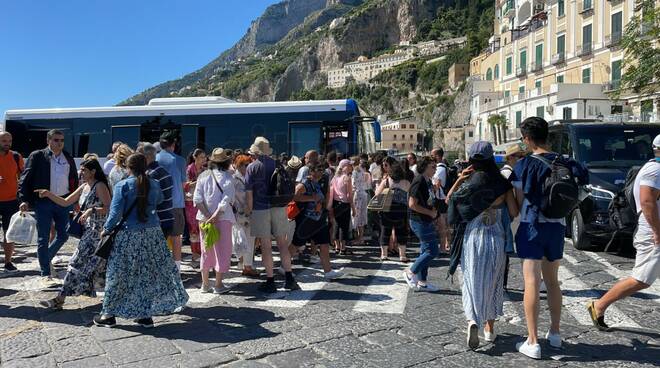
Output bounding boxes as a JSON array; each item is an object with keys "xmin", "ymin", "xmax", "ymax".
[
  {"xmin": 516, "ymin": 339, "xmax": 541, "ymax": 359},
  {"xmin": 415, "ymin": 283, "xmax": 440, "ymax": 292},
  {"xmin": 200, "ymin": 284, "xmax": 212, "ymax": 293},
  {"xmin": 484, "ymin": 330, "xmax": 497, "ymax": 342},
  {"xmin": 467, "ymin": 322, "xmax": 479, "ymax": 350},
  {"xmin": 324, "ymin": 270, "xmax": 344, "ymax": 280},
  {"xmin": 545, "ymin": 330, "xmax": 562, "ymax": 348},
  {"xmin": 402, "ymin": 270, "xmax": 418, "ymax": 288}
]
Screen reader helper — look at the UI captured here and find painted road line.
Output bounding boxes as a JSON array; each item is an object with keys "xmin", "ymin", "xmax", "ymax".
[
  {"xmin": 255, "ymin": 258, "xmax": 352, "ymax": 309},
  {"xmin": 582, "ymin": 251, "xmax": 660, "ymax": 302},
  {"xmin": 352, "ymin": 260, "xmax": 409, "ymax": 314},
  {"xmin": 558, "ymin": 262, "xmax": 642, "ymax": 329}
]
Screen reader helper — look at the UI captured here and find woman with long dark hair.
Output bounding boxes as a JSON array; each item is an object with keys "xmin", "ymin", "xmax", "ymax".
[
  {"xmin": 446, "ymin": 142, "xmax": 518, "ymax": 350},
  {"xmin": 375, "ymin": 157, "xmax": 411, "ymax": 262},
  {"xmin": 37, "ymin": 159, "xmax": 111, "ymax": 309},
  {"xmin": 185, "ymin": 148, "xmax": 207, "ymax": 261},
  {"xmin": 94, "ymin": 153, "xmax": 188, "ymax": 328}
]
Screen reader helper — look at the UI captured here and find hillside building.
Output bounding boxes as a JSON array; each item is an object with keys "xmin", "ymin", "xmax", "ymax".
[
  {"xmin": 448, "ymin": 63, "xmax": 470, "ymax": 90},
  {"xmin": 328, "ymin": 37, "xmax": 467, "ymax": 88},
  {"xmin": 379, "ymin": 119, "xmax": 421, "ymax": 153},
  {"xmin": 467, "ymin": 0, "xmax": 659, "ymax": 151}
]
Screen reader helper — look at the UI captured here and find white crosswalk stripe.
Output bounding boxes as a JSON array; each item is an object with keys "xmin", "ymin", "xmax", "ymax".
[
  {"xmin": 581, "ymin": 250, "xmax": 660, "ymax": 302},
  {"xmin": 352, "ymin": 260, "xmax": 410, "ymax": 314},
  {"xmin": 560, "ymin": 256, "xmax": 642, "ymax": 329}
]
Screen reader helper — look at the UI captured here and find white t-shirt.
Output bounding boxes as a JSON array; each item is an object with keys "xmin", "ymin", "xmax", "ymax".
[
  {"xmin": 432, "ymin": 163, "xmax": 447, "ymax": 199},
  {"xmin": 633, "ymin": 161, "xmax": 660, "ymax": 239}
]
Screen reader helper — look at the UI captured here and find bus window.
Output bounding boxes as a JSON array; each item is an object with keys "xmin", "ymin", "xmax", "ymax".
[
  {"xmin": 112, "ymin": 125, "xmax": 140, "ymax": 149},
  {"xmin": 181, "ymin": 124, "xmax": 199, "ymax": 157},
  {"xmin": 289, "ymin": 122, "xmax": 321, "ymax": 157},
  {"xmin": 77, "ymin": 134, "xmax": 90, "ymax": 157}
]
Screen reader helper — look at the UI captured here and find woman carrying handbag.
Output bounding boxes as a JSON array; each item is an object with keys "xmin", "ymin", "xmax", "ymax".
[{"xmin": 37, "ymin": 159, "xmax": 111, "ymax": 310}]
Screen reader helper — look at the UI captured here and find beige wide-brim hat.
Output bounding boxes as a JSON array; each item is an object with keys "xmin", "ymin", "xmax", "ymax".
[
  {"xmin": 505, "ymin": 143, "xmax": 525, "ymax": 158},
  {"xmin": 209, "ymin": 148, "xmax": 231, "ymax": 163},
  {"xmin": 287, "ymin": 155, "xmax": 303, "ymax": 170},
  {"xmin": 249, "ymin": 137, "xmax": 273, "ymax": 156}
]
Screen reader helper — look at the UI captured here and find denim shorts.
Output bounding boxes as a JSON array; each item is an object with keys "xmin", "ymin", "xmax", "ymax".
[{"xmin": 515, "ymin": 222, "xmax": 565, "ymax": 262}]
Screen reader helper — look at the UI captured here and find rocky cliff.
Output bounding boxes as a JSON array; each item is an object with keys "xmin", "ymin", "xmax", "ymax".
[{"xmin": 121, "ymin": 0, "xmax": 452, "ymax": 105}]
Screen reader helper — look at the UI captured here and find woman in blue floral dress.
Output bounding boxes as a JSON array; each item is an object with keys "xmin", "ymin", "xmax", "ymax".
[
  {"xmin": 37, "ymin": 159, "xmax": 111, "ymax": 309},
  {"xmin": 93, "ymin": 153, "xmax": 188, "ymax": 328}
]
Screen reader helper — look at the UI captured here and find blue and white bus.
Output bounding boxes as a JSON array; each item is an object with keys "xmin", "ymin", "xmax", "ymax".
[{"xmin": 1, "ymin": 97, "xmax": 381, "ymax": 159}]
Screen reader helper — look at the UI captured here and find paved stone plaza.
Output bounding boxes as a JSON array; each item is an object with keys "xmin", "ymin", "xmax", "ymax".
[{"xmin": 0, "ymin": 239, "xmax": 659, "ymax": 368}]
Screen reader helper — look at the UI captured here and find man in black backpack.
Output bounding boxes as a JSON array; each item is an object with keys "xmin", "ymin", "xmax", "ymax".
[
  {"xmin": 588, "ymin": 135, "xmax": 660, "ymax": 332},
  {"xmin": 431, "ymin": 148, "xmax": 450, "ymax": 252},
  {"xmin": 510, "ymin": 117, "xmax": 588, "ymax": 359}
]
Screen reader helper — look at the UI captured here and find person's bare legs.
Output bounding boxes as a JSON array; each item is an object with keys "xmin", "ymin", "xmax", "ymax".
[
  {"xmin": 259, "ymin": 237, "xmax": 275, "ymax": 277},
  {"xmin": 594, "ymin": 277, "xmax": 650, "ymax": 316},
  {"xmin": 276, "ymin": 235, "xmax": 292, "ymax": 272},
  {"xmin": 214, "ymin": 271, "xmax": 224, "ymax": 288},
  {"xmin": 522, "ymin": 259, "xmax": 542, "ymax": 344},
  {"xmin": 398, "ymin": 244, "xmax": 407, "ymax": 260},
  {"xmin": 485, "ymin": 319, "xmax": 495, "ymax": 333},
  {"xmin": 2, "ymin": 242, "xmax": 14, "ymax": 265},
  {"xmin": 319, "ymin": 244, "xmax": 332, "ymax": 273},
  {"xmin": 201, "ymin": 268, "xmax": 211, "ymax": 288},
  {"xmin": 170, "ymin": 235, "xmax": 182, "ymax": 262},
  {"xmin": 380, "ymin": 246, "xmax": 389, "ymax": 259},
  {"xmin": 541, "ymin": 259, "xmax": 562, "ymax": 334}
]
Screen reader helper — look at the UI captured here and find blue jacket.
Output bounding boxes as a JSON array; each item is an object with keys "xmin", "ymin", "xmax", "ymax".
[
  {"xmin": 104, "ymin": 176, "xmax": 163, "ymax": 232},
  {"xmin": 18, "ymin": 148, "xmax": 79, "ymax": 205}
]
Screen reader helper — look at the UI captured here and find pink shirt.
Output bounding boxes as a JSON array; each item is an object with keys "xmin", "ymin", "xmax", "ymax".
[{"xmin": 330, "ymin": 174, "xmax": 351, "ymax": 203}]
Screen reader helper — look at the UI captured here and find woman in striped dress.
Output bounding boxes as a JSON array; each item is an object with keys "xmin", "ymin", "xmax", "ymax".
[{"xmin": 447, "ymin": 142, "xmax": 518, "ymax": 350}]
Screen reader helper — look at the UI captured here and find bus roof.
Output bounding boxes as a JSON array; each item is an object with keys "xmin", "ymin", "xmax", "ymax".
[{"xmin": 4, "ymin": 99, "xmax": 359, "ymax": 121}]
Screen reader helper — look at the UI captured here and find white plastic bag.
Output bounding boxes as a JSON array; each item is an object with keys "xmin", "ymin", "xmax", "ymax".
[
  {"xmin": 6, "ymin": 212, "xmax": 38, "ymax": 245},
  {"xmin": 232, "ymin": 225, "xmax": 249, "ymax": 256}
]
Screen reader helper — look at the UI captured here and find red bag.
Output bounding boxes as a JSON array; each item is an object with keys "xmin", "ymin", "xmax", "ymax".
[{"xmin": 286, "ymin": 201, "xmax": 300, "ymax": 220}]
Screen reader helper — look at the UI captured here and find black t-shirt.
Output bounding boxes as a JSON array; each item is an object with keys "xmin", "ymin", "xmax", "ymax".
[{"xmin": 409, "ymin": 174, "xmax": 437, "ymax": 223}]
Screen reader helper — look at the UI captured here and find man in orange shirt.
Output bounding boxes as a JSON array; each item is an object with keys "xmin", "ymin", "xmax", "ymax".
[{"xmin": 0, "ymin": 132, "xmax": 24, "ymax": 272}]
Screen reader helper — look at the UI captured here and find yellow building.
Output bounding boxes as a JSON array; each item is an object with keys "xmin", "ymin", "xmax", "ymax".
[
  {"xmin": 468, "ymin": 0, "xmax": 659, "ymax": 148},
  {"xmin": 380, "ymin": 119, "xmax": 421, "ymax": 153}
]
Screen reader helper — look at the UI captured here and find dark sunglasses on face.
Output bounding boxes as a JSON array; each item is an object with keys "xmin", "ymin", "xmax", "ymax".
[{"xmin": 51, "ymin": 138, "xmax": 64, "ymax": 143}]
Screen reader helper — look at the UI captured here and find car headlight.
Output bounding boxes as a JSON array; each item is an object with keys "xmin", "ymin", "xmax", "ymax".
[{"xmin": 586, "ymin": 185, "xmax": 615, "ymax": 200}]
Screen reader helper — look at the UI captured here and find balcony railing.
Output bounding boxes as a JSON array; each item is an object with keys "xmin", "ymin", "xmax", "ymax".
[
  {"xmin": 503, "ymin": 0, "xmax": 515, "ymax": 18},
  {"xmin": 580, "ymin": 0, "xmax": 594, "ymax": 14},
  {"xmin": 603, "ymin": 80, "xmax": 622, "ymax": 92},
  {"xmin": 576, "ymin": 43, "xmax": 593, "ymax": 57},
  {"xmin": 516, "ymin": 66, "xmax": 527, "ymax": 77},
  {"xmin": 604, "ymin": 33, "xmax": 622, "ymax": 47},
  {"xmin": 551, "ymin": 52, "xmax": 565, "ymax": 65},
  {"xmin": 530, "ymin": 61, "xmax": 543, "ymax": 73}
]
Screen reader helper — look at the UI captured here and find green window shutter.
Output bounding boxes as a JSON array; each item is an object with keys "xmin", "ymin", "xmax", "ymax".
[
  {"xmin": 612, "ymin": 12, "xmax": 622, "ymax": 37},
  {"xmin": 582, "ymin": 68, "xmax": 591, "ymax": 83},
  {"xmin": 504, "ymin": 90, "xmax": 510, "ymax": 98},
  {"xmin": 583, "ymin": 24, "xmax": 592, "ymax": 46},
  {"xmin": 557, "ymin": 35, "xmax": 565, "ymax": 55},
  {"xmin": 535, "ymin": 44, "xmax": 543, "ymax": 65},
  {"xmin": 520, "ymin": 50, "xmax": 527, "ymax": 69},
  {"xmin": 536, "ymin": 106, "xmax": 545, "ymax": 119},
  {"xmin": 558, "ymin": 0, "xmax": 565, "ymax": 16},
  {"xmin": 515, "ymin": 111, "xmax": 522, "ymax": 127},
  {"xmin": 535, "ymin": 80, "xmax": 542, "ymax": 88},
  {"xmin": 519, "ymin": 86, "xmax": 525, "ymax": 93},
  {"xmin": 506, "ymin": 57, "xmax": 512, "ymax": 75},
  {"xmin": 486, "ymin": 68, "xmax": 493, "ymax": 80},
  {"xmin": 494, "ymin": 64, "xmax": 500, "ymax": 79},
  {"xmin": 612, "ymin": 60, "xmax": 622, "ymax": 81},
  {"xmin": 557, "ymin": 75, "xmax": 564, "ymax": 83}
]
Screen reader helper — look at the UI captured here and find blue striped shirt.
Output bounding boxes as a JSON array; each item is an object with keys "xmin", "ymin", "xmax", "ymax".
[{"xmin": 147, "ymin": 161, "xmax": 174, "ymax": 230}]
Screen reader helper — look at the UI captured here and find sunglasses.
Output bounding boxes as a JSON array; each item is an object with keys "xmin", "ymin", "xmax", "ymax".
[{"xmin": 51, "ymin": 138, "xmax": 64, "ymax": 143}]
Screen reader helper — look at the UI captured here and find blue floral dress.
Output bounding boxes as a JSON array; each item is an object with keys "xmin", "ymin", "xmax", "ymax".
[{"xmin": 60, "ymin": 183, "xmax": 106, "ymax": 297}]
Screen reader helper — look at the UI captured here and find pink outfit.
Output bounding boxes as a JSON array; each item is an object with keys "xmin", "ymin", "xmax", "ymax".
[
  {"xmin": 200, "ymin": 220, "xmax": 232, "ymax": 273},
  {"xmin": 330, "ymin": 174, "xmax": 351, "ymax": 203}
]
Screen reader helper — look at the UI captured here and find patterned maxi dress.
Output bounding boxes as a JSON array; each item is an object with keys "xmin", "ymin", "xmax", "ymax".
[
  {"xmin": 461, "ymin": 206, "xmax": 507, "ymax": 325},
  {"xmin": 60, "ymin": 183, "xmax": 106, "ymax": 297},
  {"xmin": 185, "ymin": 164, "xmax": 201, "ymax": 255},
  {"xmin": 352, "ymin": 169, "xmax": 369, "ymax": 229}
]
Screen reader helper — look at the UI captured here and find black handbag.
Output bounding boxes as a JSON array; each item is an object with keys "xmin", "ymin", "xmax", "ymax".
[
  {"xmin": 95, "ymin": 200, "xmax": 138, "ymax": 260},
  {"xmin": 67, "ymin": 182, "xmax": 98, "ymax": 239}
]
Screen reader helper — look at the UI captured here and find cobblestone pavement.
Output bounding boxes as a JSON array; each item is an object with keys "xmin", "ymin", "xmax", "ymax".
[{"xmin": 0, "ymin": 238, "xmax": 659, "ymax": 368}]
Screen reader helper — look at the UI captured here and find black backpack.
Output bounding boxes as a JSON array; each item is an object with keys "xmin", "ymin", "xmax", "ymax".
[
  {"xmin": 531, "ymin": 154, "xmax": 579, "ymax": 219},
  {"xmin": 608, "ymin": 163, "xmax": 649, "ymax": 233},
  {"xmin": 440, "ymin": 163, "xmax": 458, "ymax": 194},
  {"xmin": 268, "ymin": 164, "xmax": 295, "ymax": 207}
]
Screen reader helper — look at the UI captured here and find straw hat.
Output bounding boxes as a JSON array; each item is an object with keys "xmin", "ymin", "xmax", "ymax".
[
  {"xmin": 208, "ymin": 148, "xmax": 231, "ymax": 163},
  {"xmin": 505, "ymin": 143, "xmax": 525, "ymax": 158},
  {"xmin": 287, "ymin": 155, "xmax": 303, "ymax": 170},
  {"xmin": 248, "ymin": 137, "xmax": 273, "ymax": 156}
]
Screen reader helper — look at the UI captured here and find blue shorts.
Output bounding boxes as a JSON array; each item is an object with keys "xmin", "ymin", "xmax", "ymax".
[{"xmin": 515, "ymin": 222, "xmax": 565, "ymax": 262}]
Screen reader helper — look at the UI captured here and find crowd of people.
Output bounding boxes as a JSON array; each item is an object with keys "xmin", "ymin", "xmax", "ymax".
[{"xmin": 0, "ymin": 115, "xmax": 658, "ymax": 360}]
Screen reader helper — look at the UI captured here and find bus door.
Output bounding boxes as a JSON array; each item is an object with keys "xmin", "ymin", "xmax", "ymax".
[
  {"xmin": 180, "ymin": 124, "xmax": 201, "ymax": 156},
  {"xmin": 111, "ymin": 125, "xmax": 141, "ymax": 149},
  {"xmin": 288, "ymin": 121, "xmax": 322, "ymax": 158}
]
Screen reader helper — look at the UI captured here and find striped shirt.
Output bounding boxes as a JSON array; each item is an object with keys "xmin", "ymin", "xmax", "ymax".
[{"xmin": 147, "ymin": 161, "xmax": 174, "ymax": 230}]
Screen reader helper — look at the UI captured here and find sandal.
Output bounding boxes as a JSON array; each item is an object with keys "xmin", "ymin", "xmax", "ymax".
[
  {"xmin": 587, "ymin": 301, "xmax": 610, "ymax": 331},
  {"xmin": 39, "ymin": 298, "xmax": 64, "ymax": 310}
]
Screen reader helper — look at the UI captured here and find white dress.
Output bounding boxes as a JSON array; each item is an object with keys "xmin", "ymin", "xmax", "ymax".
[{"xmin": 352, "ymin": 169, "xmax": 369, "ymax": 228}]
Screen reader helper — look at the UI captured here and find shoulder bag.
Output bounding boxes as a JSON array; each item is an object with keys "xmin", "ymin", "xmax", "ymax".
[
  {"xmin": 367, "ymin": 178, "xmax": 394, "ymax": 212},
  {"xmin": 67, "ymin": 182, "xmax": 98, "ymax": 239},
  {"xmin": 95, "ymin": 199, "xmax": 138, "ymax": 260}
]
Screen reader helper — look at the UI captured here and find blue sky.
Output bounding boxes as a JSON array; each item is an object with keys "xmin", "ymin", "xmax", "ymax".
[{"xmin": 0, "ymin": 0, "xmax": 280, "ymax": 115}]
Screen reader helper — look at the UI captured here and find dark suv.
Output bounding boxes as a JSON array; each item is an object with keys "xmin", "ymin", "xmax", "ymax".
[{"xmin": 547, "ymin": 120, "xmax": 660, "ymax": 250}]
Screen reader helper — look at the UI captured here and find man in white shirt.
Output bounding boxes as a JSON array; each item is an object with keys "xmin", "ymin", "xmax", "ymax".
[
  {"xmin": 296, "ymin": 150, "xmax": 319, "ymax": 183},
  {"xmin": 103, "ymin": 141, "xmax": 123, "ymax": 175},
  {"xmin": 431, "ymin": 148, "xmax": 449, "ymax": 251},
  {"xmin": 588, "ymin": 135, "xmax": 660, "ymax": 331}
]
